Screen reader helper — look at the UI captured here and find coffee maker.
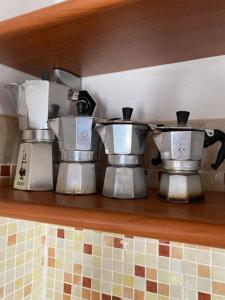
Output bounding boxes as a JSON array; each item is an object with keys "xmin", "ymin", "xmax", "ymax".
[
  {"xmin": 6, "ymin": 79, "xmax": 75, "ymax": 191},
  {"xmin": 48, "ymin": 91, "xmax": 100, "ymax": 194},
  {"xmin": 96, "ymin": 107, "xmax": 149, "ymax": 199},
  {"xmin": 151, "ymin": 111, "xmax": 223, "ymax": 203}
]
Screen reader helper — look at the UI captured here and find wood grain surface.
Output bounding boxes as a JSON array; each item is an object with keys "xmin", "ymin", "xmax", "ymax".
[
  {"xmin": 0, "ymin": 0, "xmax": 225, "ymax": 76},
  {"xmin": 0, "ymin": 187, "xmax": 225, "ymax": 248}
]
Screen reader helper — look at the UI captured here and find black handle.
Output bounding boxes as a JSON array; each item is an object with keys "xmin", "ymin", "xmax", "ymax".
[
  {"xmin": 152, "ymin": 151, "xmax": 162, "ymax": 165},
  {"xmin": 204, "ymin": 129, "xmax": 225, "ymax": 169},
  {"xmin": 49, "ymin": 104, "xmax": 60, "ymax": 119},
  {"xmin": 78, "ymin": 91, "xmax": 96, "ymax": 116},
  {"xmin": 122, "ymin": 107, "xmax": 133, "ymax": 120},
  {"xmin": 176, "ymin": 111, "xmax": 190, "ymax": 125}
]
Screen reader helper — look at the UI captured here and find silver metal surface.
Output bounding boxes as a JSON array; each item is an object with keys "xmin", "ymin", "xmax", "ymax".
[
  {"xmin": 107, "ymin": 154, "xmax": 143, "ymax": 166},
  {"xmin": 95, "ymin": 123, "xmax": 149, "ymax": 155},
  {"xmin": 159, "ymin": 172, "xmax": 204, "ymax": 203},
  {"xmin": 22, "ymin": 129, "xmax": 55, "ymax": 142},
  {"xmin": 48, "ymin": 116, "xmax": 100, "ymax": 152},
  {"xmin": 163, "ymin": 160, "xmax": 201, "ymax": 171},
  {"xmin": 103, "ymin": 166, "xmax": 147, "ymax": 199},
  {"xmin": 14, "ymin": 142, "xmax": 53, "ymax": 191},
  {"xmin": 54, "ymin": 68, "xmax": 81, "ymax": 90},
  {"xmin": 56, "ymin": 162, "xmax": 97, "ymax": 194},
  {"xmin": 153, "ymin": 130, "xmax": 205, "ymax": 161},
  {"xmin": 61, "ymin": 150, "xmax": 97, "ymax": 162}
]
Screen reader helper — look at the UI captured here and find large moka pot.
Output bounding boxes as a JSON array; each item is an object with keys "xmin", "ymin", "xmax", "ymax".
[
  {"xmin": 151, "ymin": 111, "xmax": 224, "ymax": 203},
  {"xmin": 96, "ymin": 107, "xmax": 149, "ymax": 199},
  {"xmin": 48, "ymin": 91, "xmax": 101, "ymax": 194}
]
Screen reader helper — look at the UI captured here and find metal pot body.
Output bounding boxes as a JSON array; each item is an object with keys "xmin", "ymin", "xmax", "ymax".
[
  {"xmin": 100, "ymin": 124, "xmax": 148, "ymax": 155},
  {"xmin": 57, "ymin": 116, "xmax": 100, "ymax": 152},
  {"xmin": 153, "ymin": 130, "xmax": 205, "ymax": 161}
]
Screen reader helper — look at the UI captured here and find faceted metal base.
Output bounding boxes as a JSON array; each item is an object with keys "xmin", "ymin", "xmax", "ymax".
[
  {"xmin": 103, "ymin": 166, "xmax": 147, "ymax": 199},
  {"xmin": 56, "ymin": 162, "xmax": 97, "ymax": 194},
  {"xmin": 159, "ymin": 172, "xmax": 204, "ymax": 203}
]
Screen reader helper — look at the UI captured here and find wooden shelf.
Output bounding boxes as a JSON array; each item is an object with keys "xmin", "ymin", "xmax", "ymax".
[
  {"xmin": 0, "ymin": 0, "xmax": 225, "ymax": 76},
  {"xmin": 1, "ymin": 187, "xmax": 225, "ymax": 248}
]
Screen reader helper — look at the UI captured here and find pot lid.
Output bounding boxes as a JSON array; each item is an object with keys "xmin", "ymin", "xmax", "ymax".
[{"xmin": 150, "ymin": 111, "xmax": 214, "ymax": 136}]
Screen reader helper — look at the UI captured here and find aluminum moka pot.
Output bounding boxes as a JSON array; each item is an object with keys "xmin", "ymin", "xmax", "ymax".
[
  {"xmin": 151, "ymin": 111, "xmax": 225, "ymax": 203},
  {"xmin": 96, "ymin": 107, "xmax": 149, "ymax": 199}
]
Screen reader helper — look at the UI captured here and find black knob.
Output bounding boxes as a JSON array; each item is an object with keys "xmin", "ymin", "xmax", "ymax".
[
  {"xmin": 76, "ymin": 101, "xmax": 87, "ymax": 115},
  {"xmin": 78, "ymin": 91, "xmax": 96, "ymax": 116},
  {"xmin": 50, "ymin": 104, "xmax": 60, "ymax": 118},
  {"xmin": 176, "ymin": 111, "xmax": 190, "ymax": 125},
  {"xmin": 122, "ymin": 107, "xmax": 133, "ymax": 120}
]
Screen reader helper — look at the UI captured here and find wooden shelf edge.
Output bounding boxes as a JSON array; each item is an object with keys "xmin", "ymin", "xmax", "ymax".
[
  {"xmin": 0, "ymin": 189, "xmax": 225, "ymax": 249},
  {"xmin": 0, "ymin": 0, "xmax": 136, "ymax": 39}
]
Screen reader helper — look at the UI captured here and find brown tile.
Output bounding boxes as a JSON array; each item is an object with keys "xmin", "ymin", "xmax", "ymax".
[
  {"xmin": 57, "ymin": 229, "xmax": 64, "ymax": 238},
  {"xmin": 103, "ymin": 236, "xmax": 114, "ymax": 247},
  {"xmin": 82, "ymin": 288, "xmax": 91, "ymax": 299},
  {"xmin": 24, "ymin": 284, "xmax": 32, "ymax": 297},
  {"xmin": 198, "ymin": 292, "xmax": 211, "ymax": 300},
  {"xmin": 112, "ymin": 297, "xmax": 121, "ymax": 300},
  {"xmin": 135, "ymin": 265, "xmax": 145, "ymax": 277},
  {"xmin": 134, "ymin": 290, "xmax": 144, "ymax": 300},
  {"xmin": 158, "ymin": 283, "xmax": 169, "ymax": 296},
  {"xmin": 91, "ymin": 291, "xmax": 100, "ymax": 300},
  {"xmin": 83, "ymin": 277, "xmax": 91, "ymax": 288},
  {"xmin": 123, "ymin": 287, "xmax": 133, "ymax": 299},
  {"xmin": 102, "ymin": 294, "xmax": 111, "ymax": 300},
  {"xmin": 64, "ymin": 273, "xmax": 72, "ymax": 284},
  {"xmin": 198, "ymin": 265, "xmax": 210, "ymax": 278},
  {"xmin": 146, "ymin": 268, "xmax": 157, "ymax": 281},
  {"xmin": 159, "ymin": 244, "xmax": 170, "ymax": 257},
  {"xmin": 48, "ymin": 257, "xmax": 55, "ymax": 268},
  {"xmin": 73, "ymin": 275, "xmax": 81, "ymax": 285},
  {"xmin": 125, "ymin": 234, "xmax": 134, "ymax": 239},
  {"xmin": 1, "ymin": 165, "xmax": 10, "ymax": 176},
  {"xmin": 48, "ymin": 247, "xmax": 55, "ymax": 257},
  {"xmin": 84, "ymin": 244, "xmax": 92, "ymax": 254},
  {"xmin": 74, "ymin": 263, "xmax": 82, "ymax": 274},
  {"xmin": 7, "ymin": 234, "xmax": 16, "ymax": 246},
  {"xmin": 63, "ymin": 294, "xmax": 71, "ymax": 300},
  {"xmin": 114, "ymin": 238, "xmax": 123, "ymax": 249},
  {"xmin": 213, "ymin": 281, "xmax": 225, "ymax": 296},
  {"xmin": 146, "ymin": 281, "xmax": 157, "ymax": 293},
  {"xmin": 64, "ymin": 283, "xmax": 71, "ymax": 295}
]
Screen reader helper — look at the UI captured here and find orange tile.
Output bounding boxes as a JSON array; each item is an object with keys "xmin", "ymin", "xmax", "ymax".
[
  {"xmin": 48, "ymin": 247, "xmax": 55, "ymax": 257},
  {"xmin": 198, "ymin": 292, "xmax": 211, "ymax": 300},
  {"xmin": 198, "ymin": 265, "xmax": 210, "ymax": 278},
  {"xmin": 158, "ymin": 283, "xmax": 169, "ymax": 296},
  {"xmin": 82, "ymin": 288, "xmax": 91, "ymax": 299},
  {"xmin": 74, "ymin": 264, "xmax": 82, "ymax": 274},
  {"xmin": 103, "ymin": 236, "xmax": 114, "ymax": 247},
  {"xmin": 171, "ymin": 247, "xmax": 183, "ymax": 259},
  {"xmin": 123, "ymin": 287, "xmax": 133, "ymax": 299},
  {"xmin": 134, "ymin": 290, "xmax": 144, "ymax": 300},
  {"xmin": 91, "ymin": 291, "xmax": 100, "ymax": 300},
  {"xmin": 63, "ymin": 294, "xmax": 71, "ymax": 300},
  {"xmin": 48, "ymin": 257, "xmax": 55, "ymax": 268},
  {"xmin": 73, "ymin": 275, "xmax": 81, "ymax": 285},
  {"xmin": 146, "ymin": 268, "xmax": 157, "ymax": 281},
  {"xmin": 0, "ymin": 287, "xmax": 4, "ymax": 298},
  {"xmin": 64, "ymin": 273, "xmax": 72, "ymax": 284},
  {"xmin": 213, "ymin": 281, "xmax": 225, "ymax": 296},
  {"xmin": 7, "ymin": 234, "xmax": 16, "ymax": 246},
  {"xmin": 24, "ymin": 284, "xmax": 32, "ymax": 297}
]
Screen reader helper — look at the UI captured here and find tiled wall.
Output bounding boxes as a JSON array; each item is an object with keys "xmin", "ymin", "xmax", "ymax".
[
  {"xmin": 0, "ymin": 217, "xmax": 46, "ymax": 300},
  {"xmin": 1, "ymin": 217, "xmax": 225, "ymax": 299}
]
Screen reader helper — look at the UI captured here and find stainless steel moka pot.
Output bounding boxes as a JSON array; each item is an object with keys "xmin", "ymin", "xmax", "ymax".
[
  {"xmin": 151, "ymin": 111, "xmax": 224, "ymax": 203},
  {"xmin": 96, "ymin": 107, "xmax": 149, "ymax": 199},
  {"xmin": 48, "ymin": 91, "xmax": 100, "ymax": 194},
  {"xmin": 6, "ymin": 79, "xmax": 75, "ymax": 191}
]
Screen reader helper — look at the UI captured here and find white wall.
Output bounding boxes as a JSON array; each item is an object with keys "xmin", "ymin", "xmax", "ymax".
[{"xmin": 83, "ymin": 55, "xmax": 225, "ymax": 122}]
